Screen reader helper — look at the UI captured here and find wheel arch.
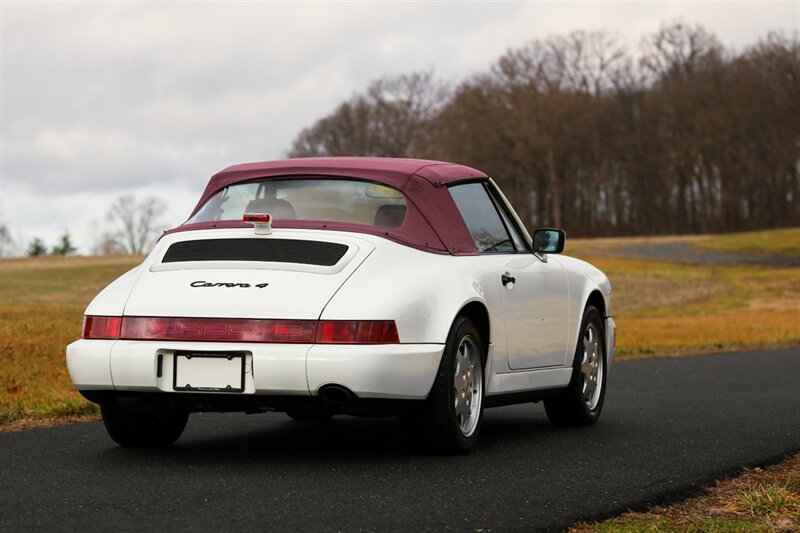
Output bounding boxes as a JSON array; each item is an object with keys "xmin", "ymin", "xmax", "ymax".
[
  {"xmin": 566, "ymin": 280, "xmax": 611, "ymax": 367},
  {"xmin": 585, "ymin": 289, "xmax": 606, "ymax": 320},
  {"xmin": 576, "ymin": 288, "xmax": 614, "ymax": 367},
  {"xmin": 456, "ymin": 300, "xmax": 490, "ymax": 362}
]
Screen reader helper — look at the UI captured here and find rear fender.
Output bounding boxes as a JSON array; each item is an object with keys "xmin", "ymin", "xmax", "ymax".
[{"xmin": 320, "ymin": 244, "xmax": 505, "ymax": 346}]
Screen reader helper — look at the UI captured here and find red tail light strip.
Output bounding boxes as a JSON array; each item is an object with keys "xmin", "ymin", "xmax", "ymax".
[
  {"xmin": 121, "ymin": 317, "xmax": 318, "ymax": 343},
  {"xmin": 82, "ymin": 316, "xmax": 400, "ymax": 344},
  {"xmin": 82, "ymin": 316, "xmax": 122, "ymax": 340},
  {"xmin": 317, "ymin": 320, "xmax": 399, "ymax": 344}
]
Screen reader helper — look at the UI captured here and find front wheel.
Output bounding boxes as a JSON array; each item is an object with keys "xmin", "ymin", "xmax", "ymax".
[
  {"xmin": 101, "ymin": 402, "xmax": 188, "ymax": 447},
  {"xmin": 544, "ymin": 305, "xmax": 607, "ymax": 427},
  {"xmin": 404, "ymin": 316, "xmax": 485, "ymax": 453}
]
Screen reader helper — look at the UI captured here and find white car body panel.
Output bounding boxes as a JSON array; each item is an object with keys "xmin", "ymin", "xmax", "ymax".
[
  {"xmin": 306, "ymin": 344, "xmax": 444, "ymax": 399},
  {"xmin": 500, "ymin": 254, "xmax": 571, "ymax": 369},
  {"xmin": 119, "ymin": 229, "xmax": 375, "ymax": 320},
  {"xmin": 486, "ymin": 366, "xmax": 573, "ymax": 394},
  {"xmin": 84, "ymin": 265, "xmax": 144, "ymax": 317},
  {"xmin": 66, "ymin": 340, "xmax": 116, "ymax": 390},
  {"xmin": 318, "ymin": 236, "xmax": 508, "ymax": 345},
  {"xmin": 68, "ymin": 338, "xmax": 444, "ymax": 399},
  {"xmin": 69, "ymin": 225, "xmax": 614, "ymax": 400},
  {"xmin": 558, "ymin": 255, "xmax": 615, "ymax": 365}
]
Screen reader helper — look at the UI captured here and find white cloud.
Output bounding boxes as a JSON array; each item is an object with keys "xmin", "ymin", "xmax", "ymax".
[
  {"xmin": 2, "ymin": 180, "xmax": 199, "ymax": 256},
  {"xmin": 1, "ymin": 1, "xmax": 797, "ymax": 254}
]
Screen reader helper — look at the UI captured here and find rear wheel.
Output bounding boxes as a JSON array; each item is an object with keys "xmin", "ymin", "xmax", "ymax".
[
  {"xmin": 100, "ymin": 402, "xmax": 188, "ymax": 447},
  {"xmin": 544, "ymin": 305, "xmax": 606, "ymax": 426},
  {"xmin": 405, "ymin": 316, "xmax": 484, "ymax": 453}
]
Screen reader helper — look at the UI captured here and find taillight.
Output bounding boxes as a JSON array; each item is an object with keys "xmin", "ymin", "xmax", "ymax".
[
  {"xmin": 121, "ymin": 317, "xmax": 318, "ymax": 343},
  {"xmin": 317, "ymin": 320, "xmax": 400, "ymax": 344},
  {"xmin": 82, "ymin": 316, "xmax": 122, "ymax": 339},
  {"xmin": 80, "ymin": 316, "xmax": 400, "ymax": 344}
]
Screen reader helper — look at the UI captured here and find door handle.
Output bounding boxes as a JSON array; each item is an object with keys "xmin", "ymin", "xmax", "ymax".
[{"xmin": 501, "ymin": 272, "xmax": 516, "ymax": 286}]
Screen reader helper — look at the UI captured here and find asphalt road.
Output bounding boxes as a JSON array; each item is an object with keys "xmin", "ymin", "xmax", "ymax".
[
  {"xmin": 619, "ymin": 241, "xmax": 800, "ymax": 267},
  {"xmin": 2, "ymin": 349, "xmax": 798, "ymax": 532}
]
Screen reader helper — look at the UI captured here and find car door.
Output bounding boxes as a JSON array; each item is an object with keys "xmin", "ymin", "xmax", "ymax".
[
  {"xmin": 449, "ymin": 182, "xmax": 571, "ymax": 370},
  {"xmin": 499, "ymin": 253, "xmax": 570, "ymax": 369}
]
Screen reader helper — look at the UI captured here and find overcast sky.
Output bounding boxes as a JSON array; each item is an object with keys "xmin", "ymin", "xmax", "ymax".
[{"xmin": 1, "ymin": 1, "xmax": 798, "ymax": 255}]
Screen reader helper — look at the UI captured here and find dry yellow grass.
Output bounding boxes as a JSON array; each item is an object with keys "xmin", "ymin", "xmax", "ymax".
[
  {"xmin": 0, "ymin": 255, "xmax": 142, "ymax": 424},
  {"xmin": 576, "ymin": 257, "xmax": 800, "ymax": 357}
]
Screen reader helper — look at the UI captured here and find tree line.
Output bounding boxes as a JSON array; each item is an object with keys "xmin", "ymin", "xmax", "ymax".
[
  {"xmin": 0, "ymin": 194, "xmax": 166, "ymax": 258},
  {"xmin": 289, "ymin": 22, "xmax": 799, "ymax": 237}
]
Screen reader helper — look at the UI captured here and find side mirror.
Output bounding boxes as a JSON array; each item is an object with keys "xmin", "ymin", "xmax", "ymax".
[{"xmin": 532, "ymin": 228, "xmax": 566, "ymax": 254}]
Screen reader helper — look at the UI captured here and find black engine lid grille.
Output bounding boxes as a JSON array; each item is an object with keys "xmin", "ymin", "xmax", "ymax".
[{"xmin": 162, "ymin": 238, "xmax": 349, "ymax": 266}]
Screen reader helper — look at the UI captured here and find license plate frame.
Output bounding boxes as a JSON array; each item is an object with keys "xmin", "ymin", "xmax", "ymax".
[{"xmin": 173, "ymin": 351, "xmax": 246, "ymax": 393}]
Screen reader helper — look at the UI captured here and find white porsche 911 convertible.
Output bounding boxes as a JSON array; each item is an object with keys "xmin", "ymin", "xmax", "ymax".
[{"xmin": 67, "ymin": 157, "xmax": 615, "ymax": 453}]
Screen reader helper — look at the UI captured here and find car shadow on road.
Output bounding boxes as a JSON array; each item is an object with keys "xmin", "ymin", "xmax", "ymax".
[{"xmin": 93, "ymin": 406, "xmax": 617, "ymax": 466}]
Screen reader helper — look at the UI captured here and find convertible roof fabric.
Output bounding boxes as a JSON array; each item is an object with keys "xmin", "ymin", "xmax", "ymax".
[{"xmin": 167, "ymin": 157, "xmax": 489, "ymax": 255}]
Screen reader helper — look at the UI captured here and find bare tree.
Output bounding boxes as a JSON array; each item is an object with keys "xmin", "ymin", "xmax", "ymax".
[
  {"xmin": 103, "ymin": 195, "xmax": 167, "ymax": 255},
  {"xmin": 0, "ymin": 224, "xmax": 16, "ymax": 257},
  {"xmin": 91, "ymin": 233, "xmax": 126, "ymax": 256},
  {"xmin": 286, "ymin": 23, "xmax": 800, "ymax": 237},
  {"xmin": 289, "ymin": 71, "xmax": 448, "ymax": 158},
  {"xmin": 640, "ymin": 20, "xmax": 724, "ymax": 84}
]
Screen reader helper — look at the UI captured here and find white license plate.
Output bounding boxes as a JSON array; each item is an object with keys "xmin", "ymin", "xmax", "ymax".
[{"xmin": 173, "ymin": 352, "xmax": 245, "ymax": 392}]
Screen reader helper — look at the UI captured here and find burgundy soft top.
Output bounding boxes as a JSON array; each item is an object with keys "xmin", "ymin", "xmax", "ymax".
[{"xmin": 168, "ymin": 157, "xmax": 488, "ymax": 255}]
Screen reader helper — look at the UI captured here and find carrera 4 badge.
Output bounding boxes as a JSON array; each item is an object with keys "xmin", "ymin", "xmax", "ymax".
[{"xmin": 190, "ymin": 281, "xmax": 269, "ymax": 288}]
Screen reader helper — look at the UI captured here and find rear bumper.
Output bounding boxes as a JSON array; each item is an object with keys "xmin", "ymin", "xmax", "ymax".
[{"xmin": 66, "ymin": 339, "xmax": 444, "ymax": 401}]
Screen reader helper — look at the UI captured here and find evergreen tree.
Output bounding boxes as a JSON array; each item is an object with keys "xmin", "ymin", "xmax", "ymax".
[
  {"xmin": 51, "ymin": 231, "xmax": 77, "ymax": 256},
  {"xmin": 27, "ymin": 237, "xmax": 48, "ymax": 257}
]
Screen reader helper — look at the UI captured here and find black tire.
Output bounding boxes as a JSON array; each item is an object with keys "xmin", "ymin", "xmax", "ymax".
[
  {"xmin": 405, "ymin": 316, "xmax": 485, "ymax": 454},
  {"xmin": 544, "ymin": 305, "xmax": 606, "ymax": 427},
  {"xmin": 285, "ymin": 408, "xmax": 334, "ymax": 422},
  {"xmin": 100, "ymin": 402, "xmax": 188, "ymax": 447}
]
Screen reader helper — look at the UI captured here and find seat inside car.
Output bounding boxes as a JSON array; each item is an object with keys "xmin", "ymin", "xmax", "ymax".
[
  {"xmin": 244, "ymin": 198, "xmax": 297, "ymax": 219},
  {"xmin": 245, "ymin": 183, "xmax": 297, "ymax": 219},
  {"xmin": 373, "ymin": 205, "xmax": 406, "ymax": 227}
]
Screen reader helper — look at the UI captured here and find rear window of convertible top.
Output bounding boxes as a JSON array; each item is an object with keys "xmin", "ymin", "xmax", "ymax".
[{"xmin": 186, "ymin": 178, "xmax": 408, "ymax": 228}]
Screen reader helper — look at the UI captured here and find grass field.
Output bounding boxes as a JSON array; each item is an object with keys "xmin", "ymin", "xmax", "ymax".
[
  {"xmin": 1, "ymin": 229, "xmax": 798, "ymax": 427},
  {"xmin": 694, "ymin": 227, "xmax": 800, "ymax": 257},
  {"xmin": 566, "ymin": 255, "xmax": 799, "ymax": 358},
  {"xmin": 0, "ymin": 256, "xmax": 143, "ymax": 426}
]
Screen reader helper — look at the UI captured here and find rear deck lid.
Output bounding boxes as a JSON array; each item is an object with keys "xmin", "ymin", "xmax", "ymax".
[{"xmin": 123, "ymin": 229, "xmax": 374, "ymax": 320}]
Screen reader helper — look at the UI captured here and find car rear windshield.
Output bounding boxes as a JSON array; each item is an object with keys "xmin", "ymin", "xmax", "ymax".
[{"xmin": 186, "ymin": 178, "xmax": 408, "ymax": 228}]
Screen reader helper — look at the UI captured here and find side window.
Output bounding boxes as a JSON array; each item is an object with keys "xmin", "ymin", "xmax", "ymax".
[
  {"xmin": 449, "ymin": 183, "xmax": 515, "ymax": 253},
  {"xmin": 486, "ymin": 185, "xmax": 528, "ymax": 252}
]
